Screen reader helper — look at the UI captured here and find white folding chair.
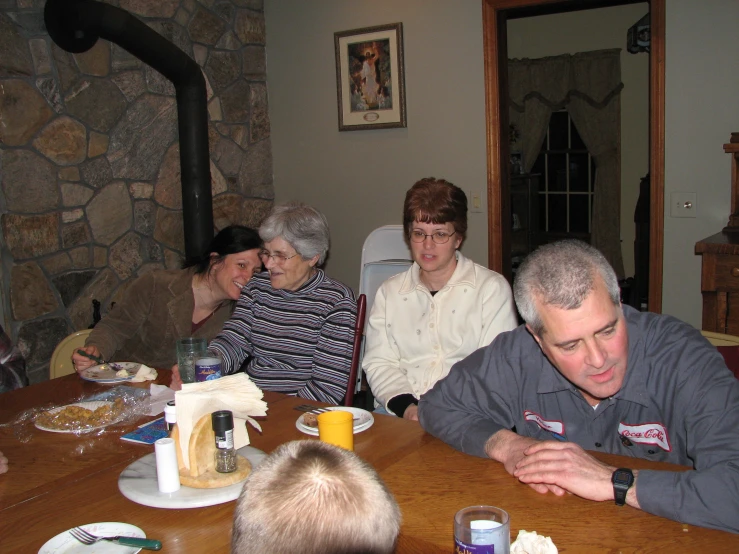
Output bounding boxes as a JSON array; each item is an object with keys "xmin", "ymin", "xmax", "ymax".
[{"xmin": 356, "ymin": 225, "xmax": 413, "ymax": 396}]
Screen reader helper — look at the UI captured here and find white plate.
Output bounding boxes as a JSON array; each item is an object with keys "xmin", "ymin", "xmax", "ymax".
[
  {"xmin": 80, "ymin": 362, "xmax": 139, "ymax": 383},
  {"xmin": 118, "ymin": 445, "xmax": 267, "ymax": 509},
  {"xmin": 295, "ymin": 406, "xmax": 374, "ymax": 436},
  {"xmin": 39, "ymin": 522, "xmax": 145, "ymax": 553},
  {"xmin": 34, "ymin": 401, "xmax": 124, "ymax": 434}
]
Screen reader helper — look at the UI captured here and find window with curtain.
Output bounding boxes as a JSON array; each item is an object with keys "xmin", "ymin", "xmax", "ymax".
[
  {"xmin": 508, "ymin": 49, "xmax": 624, "ymax": 278},
  {"xmin": 531, "ymin": 109, "xmax": 596, "ymax": 243}
]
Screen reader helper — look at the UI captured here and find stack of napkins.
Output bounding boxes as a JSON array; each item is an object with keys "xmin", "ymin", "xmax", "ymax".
[
  {"xmin": 510, "ymin": 530, "xmax": 558, "ymax": 554},
  {"xmin": 174, "ymin": 373, "xmax": 267, "ymax": 470}
]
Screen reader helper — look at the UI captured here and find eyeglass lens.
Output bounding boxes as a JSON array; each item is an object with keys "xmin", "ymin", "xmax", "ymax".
[{"xmin": 410, "ymin": 231, "xmax": 454, "ymax": 244}]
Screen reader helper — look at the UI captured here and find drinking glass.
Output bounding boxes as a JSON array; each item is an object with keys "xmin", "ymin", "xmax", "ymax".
[
  {"xmin": 176, "ymin": 338, "xmax": 206, "ymax": 384},
  {"xmin": 454, "ymin": 505, "xmax": 510, "ymax": 554}
]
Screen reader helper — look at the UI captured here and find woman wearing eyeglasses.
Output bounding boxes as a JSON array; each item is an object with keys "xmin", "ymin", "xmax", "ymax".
[
  {"xmin": 175, "ymin": 203, "xmax": 357, "ymax": 405},
  {"xmin": 363, "ymin": 178, "xmax": 517, "ymax": 419}
]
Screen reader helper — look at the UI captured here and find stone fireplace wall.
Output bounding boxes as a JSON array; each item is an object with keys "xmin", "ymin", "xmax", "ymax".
[{"xmin": 0, "ymin": 0, "xmax": 273, "ymax": 384}]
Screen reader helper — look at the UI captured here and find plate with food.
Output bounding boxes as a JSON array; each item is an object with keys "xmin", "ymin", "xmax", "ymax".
[
  {"xmin": 39, "ymin": 522, "xmax": 147, "ymax": 553},
  {"xmin": 296, "ymin": 406, "xmax": 374, "ymax": 436},
  {"xmin": 80, "ymin": 362, "xmax": 140, "ymax": 383},
  {"xmin": 35, "ymin": 399, "xmax": 126, "ymax": 433}
]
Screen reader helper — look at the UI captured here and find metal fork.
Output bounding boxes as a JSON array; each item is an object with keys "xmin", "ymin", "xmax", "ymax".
[
  {"xmin": 307, "ymin": 407, "xmax": 359, "ymax": 421},
  {"xmin": 75, "ymin": 350, "xmax": 125, "ymax": 371},
  {"xmin": 69, "ymin": 527, "xmax": 162, "ymax": 550},
  {"xmin": 294, "ymin": 404, "xmax": 360, "ymax": 421}
]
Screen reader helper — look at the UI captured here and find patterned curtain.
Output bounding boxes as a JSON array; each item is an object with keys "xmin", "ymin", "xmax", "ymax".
[{"xmin": 508, "ymin": 49, "xmax": 624, "ymax": 278}]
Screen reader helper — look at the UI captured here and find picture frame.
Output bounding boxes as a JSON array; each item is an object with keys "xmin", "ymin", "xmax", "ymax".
[{"xmin": 334, "ymin": 22, "xmax": 407, "ymax": 131}]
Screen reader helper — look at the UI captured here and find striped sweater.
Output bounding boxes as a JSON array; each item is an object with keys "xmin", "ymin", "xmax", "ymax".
[{"xmin": 210, "ymin": 270, "xmax": 357, "ymax": 405}]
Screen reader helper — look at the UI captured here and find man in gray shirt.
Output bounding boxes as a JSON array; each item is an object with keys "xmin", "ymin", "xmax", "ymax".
[{"xmin": 419, "ymin": 240, "xmax": 739, "ymax": 533}]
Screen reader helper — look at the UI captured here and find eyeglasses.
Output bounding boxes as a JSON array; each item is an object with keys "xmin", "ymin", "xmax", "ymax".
[
  {"xmin": 409, "ymin": 230, "xmax": 457, "ymax": 244},
  {"xmin": 259, "ymin": 250, "xmax": 299, "ymax": 264}
]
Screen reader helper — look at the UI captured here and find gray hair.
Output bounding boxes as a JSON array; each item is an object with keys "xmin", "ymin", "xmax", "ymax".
[
  {"xmin": 513, "ymin": 240, "xmax": 620, "ymax": 336},
  {"xmin": 231, "ymin": 440, "xmax": 401, "ymax": 554},
  {"xmin": 259, "ymin": 203, "xmax": 330, "ymax": 265}
]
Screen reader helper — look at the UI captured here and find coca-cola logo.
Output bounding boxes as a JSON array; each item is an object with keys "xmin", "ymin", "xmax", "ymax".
[{"xmin": 618, "ymin": 422, "xmax": 671, "ymax": 452}]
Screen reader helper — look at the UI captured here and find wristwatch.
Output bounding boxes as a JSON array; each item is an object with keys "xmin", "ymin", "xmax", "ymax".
[{"xmin": 611, "ymin": 468, "xmax": 634, "ymax": 506}]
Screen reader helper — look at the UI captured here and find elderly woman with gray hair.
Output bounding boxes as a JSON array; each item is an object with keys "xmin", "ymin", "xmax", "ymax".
[{"xmin": 193, "ymin": 203, "xmax": 357, "ymax": 405}]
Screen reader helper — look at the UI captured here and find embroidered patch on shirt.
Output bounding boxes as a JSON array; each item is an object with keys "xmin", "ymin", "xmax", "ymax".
[
  {"xmin": 618, "ymin": 422, "xmax": 671, "ymax": 452},
  {"xmin": 524, "ymin": 410, "xmax": 564, "ymax": 435}
]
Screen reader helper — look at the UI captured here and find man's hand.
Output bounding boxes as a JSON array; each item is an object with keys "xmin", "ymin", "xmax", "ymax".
[
  {"xmin": 72, "ymin": 345, "xmax": 102, "ymax": 372},
  {"xmin": 0, "ymin": 450, "xmax": 8, "ymax": 474},
  {"xmin": 403, "ymin": 404, "xmax": 419, "ymax": 421},
  {"xmin": 485, "ymin": 430, "xmax": 566, "ymax": 495},
  {"xmin": 170, "ymin": 364, "xmax": 182, "ymax": 391},
  {"xmin": 513, "ymin": 441, "xmax": 617, "ymax": 502}
]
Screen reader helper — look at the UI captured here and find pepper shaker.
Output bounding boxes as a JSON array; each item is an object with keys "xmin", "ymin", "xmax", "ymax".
[{"xmin": 211, "ymin": 410, "xmax": 237, "ymax": 473}]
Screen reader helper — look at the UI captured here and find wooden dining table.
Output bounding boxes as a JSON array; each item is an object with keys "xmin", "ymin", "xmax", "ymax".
[{"xmin": 1, "ymin": 372, "xmax": 737, "ymax": 553}]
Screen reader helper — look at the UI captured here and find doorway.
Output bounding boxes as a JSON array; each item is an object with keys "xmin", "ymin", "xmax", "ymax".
[{"xmin": 483, "ymin": 0, "xmax": 664, "ymax": 313}]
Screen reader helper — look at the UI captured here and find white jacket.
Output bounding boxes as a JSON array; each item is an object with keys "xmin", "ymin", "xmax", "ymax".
[{"xmin": 363, "ymin": 252, "xmax": 517, "ymax": 413}]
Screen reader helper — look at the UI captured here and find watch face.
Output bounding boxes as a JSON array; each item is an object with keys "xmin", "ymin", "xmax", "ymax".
[{"xmin": 613, "ymin": 469, "xmax": 634, "ymax": 486}]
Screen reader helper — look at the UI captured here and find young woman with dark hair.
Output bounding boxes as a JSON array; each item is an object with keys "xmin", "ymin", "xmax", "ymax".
[{"xmin": 72, "ymin": 225, "xmax": 262, "ymax": 371}]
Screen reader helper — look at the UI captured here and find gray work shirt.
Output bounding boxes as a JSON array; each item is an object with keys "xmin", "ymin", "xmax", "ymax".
[{"xmin": 418, "ymin": 306, "xmax": 739, "ymax": 533}]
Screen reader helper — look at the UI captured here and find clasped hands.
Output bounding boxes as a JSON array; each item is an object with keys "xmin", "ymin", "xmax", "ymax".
[{"xmin": 486, "ymin": 430, "xmax": 617, "ymax": 502}]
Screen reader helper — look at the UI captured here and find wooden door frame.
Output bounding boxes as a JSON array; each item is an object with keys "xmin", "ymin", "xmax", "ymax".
[{"xmin": 482, "ymin": 0, "xmax": 664, "ymax": 313}]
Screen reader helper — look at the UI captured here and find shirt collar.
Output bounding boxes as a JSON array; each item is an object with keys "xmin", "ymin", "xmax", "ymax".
[
  {"xmin": 611, "ymin": 306, "xmax": 650, "ymax": 407},
  {"xmin": 398, "ymin": 251, "xmax": 476, "ymax": 294},
  {"xmin": 286, "ymin": 268, "xmax": 323, "ymax": 295}
]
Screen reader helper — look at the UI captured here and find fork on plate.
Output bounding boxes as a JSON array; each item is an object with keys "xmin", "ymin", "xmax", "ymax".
[
  {"xmin": 294, "ymin": 405, "xmax": 360, "ymax": 421},
  {"xmin": 69, "ymin": 526, "xmax": 162, "ymax": 550},
  {"xmin": 75, "ymin": 350, "xmax": 125, "ymax": 371}
]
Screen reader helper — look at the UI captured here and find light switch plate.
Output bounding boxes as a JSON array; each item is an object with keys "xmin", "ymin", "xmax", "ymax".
[
  {"xmin": 670, "ymin": 192, "xmax": 697, "ymax": 218},
  {"xmin": 470, "ymin": 190, "xmax": 483, "ymax": 213}
]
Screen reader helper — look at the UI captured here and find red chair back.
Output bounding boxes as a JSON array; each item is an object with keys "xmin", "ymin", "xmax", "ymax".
[{"xmin": 344, "ymin": 294, "xmax": 367, "ymax": 406}]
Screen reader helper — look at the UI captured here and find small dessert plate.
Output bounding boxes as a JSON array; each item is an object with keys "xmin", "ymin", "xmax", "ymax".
[
  {"xmin": 80, "ymin": 362, "xmax": 140, "ymax": 383},
  {"xmin": 295, "ymin": 406, "xmax": 374, "ymax": 436},
  {"xmin": 39, "ymin": 522, "xmax": 146, "ymax": 553}
]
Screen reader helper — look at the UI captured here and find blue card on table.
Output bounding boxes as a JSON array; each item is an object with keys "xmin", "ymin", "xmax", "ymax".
[{"xmin": 120, "ymin": 417, "xmax": 168, "ymax": 445}]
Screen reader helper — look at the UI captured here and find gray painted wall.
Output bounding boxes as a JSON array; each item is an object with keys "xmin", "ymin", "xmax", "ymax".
[
  {"xmin": 265, "ymin": 0, "xmax": 739, "ymax": 328},
  {"xmin": 264, "ymin": 0, "xmax": 489, "ymax": 292}
]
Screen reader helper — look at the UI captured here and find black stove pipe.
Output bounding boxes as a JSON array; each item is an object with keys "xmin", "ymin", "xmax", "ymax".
[{"xmin": 44, "ymin": 0, "xmax": 213, "ymax": 260}]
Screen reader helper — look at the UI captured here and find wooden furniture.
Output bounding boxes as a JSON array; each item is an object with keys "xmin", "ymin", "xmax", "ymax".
[
  {"xmin": 2, "ymin": 374, "xmax": 738, "ymax": 553},
  {"xmin": 345, "ymin": 293, "xmax": 367, "ymax": 406},
  {"xmin": 702, "ymin": 329, "xmax": 739, "ymax": 347},
  {"xmin": 696, "ymin": 138, "xmax": 739, "ymax": 333}
]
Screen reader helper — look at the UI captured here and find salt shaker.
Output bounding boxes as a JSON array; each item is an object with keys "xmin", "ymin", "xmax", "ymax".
[{"xmin": 211, "ymin": 410, "xmax": 237, "ymax": 473}]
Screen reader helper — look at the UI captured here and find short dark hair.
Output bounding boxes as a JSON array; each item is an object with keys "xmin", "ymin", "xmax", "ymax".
[
  {"xmin": 182, "ymin": 225, "xmax": 262, "ymax": 276},
  {"xmin": 403, "ymin": 177, "xmax": 468, "ymax": 241},
  {"xmin": 231, "ymin": 440, "xmax": 401, "ymax": 554}
]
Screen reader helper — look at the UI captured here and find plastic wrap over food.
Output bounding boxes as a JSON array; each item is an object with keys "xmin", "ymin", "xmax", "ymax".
[{"xmin": 1, "ymin": 386, "xmax": 155, "ymax": 442}]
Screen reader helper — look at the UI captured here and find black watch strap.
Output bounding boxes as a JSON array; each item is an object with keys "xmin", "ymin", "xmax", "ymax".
[{"xmin": 612, "ymin": 468, "xmax": 634, "ymax": 506}]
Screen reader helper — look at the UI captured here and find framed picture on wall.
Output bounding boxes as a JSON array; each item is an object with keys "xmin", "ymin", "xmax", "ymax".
[{"xmin": 334, "ymin": 22, "xmax": 407, "ymax": 131}]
